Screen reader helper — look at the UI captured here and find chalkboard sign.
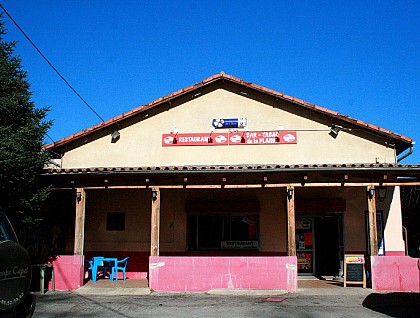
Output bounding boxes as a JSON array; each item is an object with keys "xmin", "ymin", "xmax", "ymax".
[
  {"xmin": 346, "ymin": 263, "xmax": 363, "ymax": 282},
  {"xmin": 344, "ymin": 254, "xmax": 366, "ymax": 288}
]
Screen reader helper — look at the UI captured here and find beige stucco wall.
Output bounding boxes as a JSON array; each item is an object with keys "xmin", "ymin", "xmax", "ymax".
[
  {"xmin": 381, "ymin": 186, "xmax": 405, "ymax": 252},
  {"xmin": 60, "ymin": 89, "xmax": 396, "ymax": 168}
]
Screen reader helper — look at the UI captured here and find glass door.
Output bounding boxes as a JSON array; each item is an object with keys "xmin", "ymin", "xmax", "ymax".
[{"xmin": 296, "ymin": 218, "xmax": 314, "ymax": 274}]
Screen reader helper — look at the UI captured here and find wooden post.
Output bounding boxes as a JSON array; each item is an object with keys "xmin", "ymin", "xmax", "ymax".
[
  {"xmin": 286, "ymin": 186, "xmax": 296, "ymax": 256},
  {"xmin": 367, "ymin": 186, "xmax": 378, "ymax": 256},
  {"xmin": 74, "ymin": 188, "xmax": 86, "ymax": 255},
  {"xmin": 150, "ymin": 187, "xmax": 161, "ymax": 256}
]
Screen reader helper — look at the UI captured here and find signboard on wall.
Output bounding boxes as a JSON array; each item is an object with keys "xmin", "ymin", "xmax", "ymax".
[
  {"xmin": 221, "ymin": 241, "xmax": 258, "ymax": 249},
  {"xmin": 212, "ymin": 118, "xmax": 248, "ymax": 129},
  {"xmin": 162, "ymin": 130, "xmax": 297, "ymax": 147}
]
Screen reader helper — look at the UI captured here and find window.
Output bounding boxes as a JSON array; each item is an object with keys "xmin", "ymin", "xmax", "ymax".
[
  {"xmin": 106, "ymin": 212, "xmax": 125, "ymax": 231},
  {"xmin": 0, "ymin": 213, "xmax": 18, "ymax": 242},
  {"xmin": 186, "ymin": 200, "xmax": 259, "ymax": 250},
  {"xmin": 188, "ymin": 214, "xmax": 259, "ymax": 250},
  {"xmin": 365, "ymin": 210, "xmax": 385, "ymax": 256}
]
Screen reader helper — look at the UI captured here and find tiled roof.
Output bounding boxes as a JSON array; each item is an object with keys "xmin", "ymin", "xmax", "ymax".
[
  {"xmin": 45, "ymin": 162, "xmax": 420, "ymax": 174},
  {"xmin": 44, "ymin": 72, "xmax": 413, "ymax": 150},
  {"xmin": 42, "ymin": 163, "xmax": 420, "ymax": 188}
]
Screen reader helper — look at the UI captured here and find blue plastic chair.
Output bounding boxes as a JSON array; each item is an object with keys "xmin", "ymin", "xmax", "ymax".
[{"xmin": 110, "ymin": 257, "xmax": 129, "ymax": 281}]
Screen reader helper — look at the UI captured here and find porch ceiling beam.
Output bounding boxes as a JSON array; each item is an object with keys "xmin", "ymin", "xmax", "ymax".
[
  {"xmin": 262, "ymin": 182, "xmax": 420, "ymax": 187},
  {"xmin": 47, "ymin": 181, "xmax": 420, "ymax": 191}
]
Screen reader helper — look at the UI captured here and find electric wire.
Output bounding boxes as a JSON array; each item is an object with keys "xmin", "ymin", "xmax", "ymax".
[
  {"xmin": 45, "ymin": 133, "xmax": 55, "ymax": 143},
  {"xmin": 0, "ymin": 4, "xmax": 105, "ymax": 123}
]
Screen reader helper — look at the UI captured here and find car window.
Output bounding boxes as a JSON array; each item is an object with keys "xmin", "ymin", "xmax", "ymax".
[{"xmin": 0, "ymin": 213, "xmax": 19, "ymax": 242}]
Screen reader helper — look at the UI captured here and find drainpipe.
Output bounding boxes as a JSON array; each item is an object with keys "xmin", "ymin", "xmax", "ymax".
[{"xmin": 397, "ymin": 142, "xmax": 415, "ymax": 163}]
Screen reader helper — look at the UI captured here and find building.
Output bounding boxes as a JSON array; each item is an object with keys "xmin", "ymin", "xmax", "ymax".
[{"xmin": 42, "ymin": 73, "xmax": 420, "ymax": 292}]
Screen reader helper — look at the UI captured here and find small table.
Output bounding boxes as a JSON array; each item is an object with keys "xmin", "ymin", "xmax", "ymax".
[{"xmin": 91, "ymin": 257, "xmax": 118, "ymax": 282}]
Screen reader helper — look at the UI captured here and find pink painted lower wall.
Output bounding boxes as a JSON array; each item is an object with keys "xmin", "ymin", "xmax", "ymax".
[
  {"xmin": 385, "ymin": 251, "xmax": 406, "ymax": 256},
  {"xmin": 371, "ymin": 256, "xmax": 420, "ymax": 291},
  {"xmin": 149, "ymin": 256, "xmax": 297, "ymax": 292},
  {"xmin": 52, "ymin": 255, "xmax": 85, "ymax": 290},
  {"xmin": 118, "ymin": 272, "xmax": 148, "ymax": 279}
]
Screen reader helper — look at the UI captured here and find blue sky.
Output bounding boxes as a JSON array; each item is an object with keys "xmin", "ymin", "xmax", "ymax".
[{"xmin": 1, "ymin": 1, "xmax": 419, "ymax": 163}]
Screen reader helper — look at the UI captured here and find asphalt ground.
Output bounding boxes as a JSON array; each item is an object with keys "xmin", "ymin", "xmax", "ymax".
[{"xmin": 33, "ymin": 289, "xmax": 420, "ymax": 318}]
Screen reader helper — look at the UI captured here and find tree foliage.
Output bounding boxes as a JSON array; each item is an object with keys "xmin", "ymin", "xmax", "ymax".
[{"xmin": 0, "ymin": 15, "xmax": 52, "ymax": 246}]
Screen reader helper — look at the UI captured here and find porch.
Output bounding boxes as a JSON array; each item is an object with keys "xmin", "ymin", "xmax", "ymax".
[{"xmin": 42, "ymin": 163, "xmax": 420, "ymax": 293}]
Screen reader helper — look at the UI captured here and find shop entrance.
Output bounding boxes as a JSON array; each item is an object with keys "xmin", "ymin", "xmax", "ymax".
[{"xmin": 296, "ymin": 214, "xmax": 343, "ymax": 277}]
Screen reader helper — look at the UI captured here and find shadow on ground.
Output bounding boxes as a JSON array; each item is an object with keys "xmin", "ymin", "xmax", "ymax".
[{"xmin": 362, "ymin": 292, "xmax": 420, "ymax": 318}]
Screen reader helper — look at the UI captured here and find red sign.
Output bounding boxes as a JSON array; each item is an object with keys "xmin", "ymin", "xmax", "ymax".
[
  {"xmin": 162, "ymin": 133, "xmax": 226, "ymax": 146},
  {"xmin": 234, "ymin": 131, "xmax": 297, "ymax": 145},
  {"xmin": 162, "ymin": 131, "xmax": 297, "ymax": 147}
]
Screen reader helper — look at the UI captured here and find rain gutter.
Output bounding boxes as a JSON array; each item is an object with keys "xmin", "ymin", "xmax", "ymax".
[{"xmin": 397, "ymin": 142, "xmax": 415, "ymax": 163}]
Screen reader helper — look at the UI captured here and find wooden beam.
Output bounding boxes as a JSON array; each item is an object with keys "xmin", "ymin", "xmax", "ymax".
[
  {"xmin": 224, "ymin": 184, "xmax": 265, "ymax": 189},
  {"xmin": 48, "ymin": 181, "xmax": 420, "ymax": 191},
  {"xmin": 367, "ymin": 186, "xmax": 378, "ymax": 256},
  {"xmin": 268, "ymin": 182, "xmax": 420, "ymax": 187},
  {"xmin": 161, "ymin": 185, "xmax": 223, "ymax": 189},
  {"xmin": 74, "ymin": 188, "xmax": 86, "ymax": 255},
  {"xmin": 150, "ymin": 187, "xmax": 161, "ymax": 257},
  {"xmin": 286, "ymin": 186, "xmax": 296, "ymax": 256}
]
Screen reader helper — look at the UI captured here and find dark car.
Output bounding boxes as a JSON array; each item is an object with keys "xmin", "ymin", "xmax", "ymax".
[{"xmin": 0, "ymin": 211, "xmax": 36, "ymax": 318}]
